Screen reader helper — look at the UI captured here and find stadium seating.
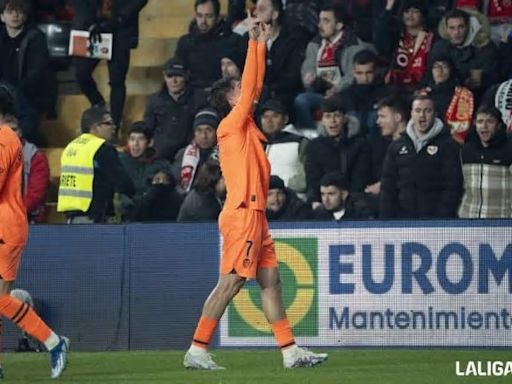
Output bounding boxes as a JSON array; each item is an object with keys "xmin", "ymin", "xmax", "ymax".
[{"xmin": 42, "ymin": 0, "xmax": 229, "ymax": 222}]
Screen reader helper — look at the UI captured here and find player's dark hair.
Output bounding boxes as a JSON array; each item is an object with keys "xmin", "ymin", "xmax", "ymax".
[{"xmin": 209, "ymin": 77, "xmax": 236, "ymax": 118}]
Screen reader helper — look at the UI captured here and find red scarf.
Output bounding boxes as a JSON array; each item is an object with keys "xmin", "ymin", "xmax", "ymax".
[
  {"xmin": 455, "ymin": 0, "xmax": 481, "ymax": 8},
  {"xmin": 445, "ymin": 86, "xmax": 474, "ymax": 143},
  {"xmin": 488, "ymin": 0, "xmax": 512, "ymax": 20},
  {"xmin": 387, "ymin": 31, "xmax": 433, "ymax": 86}
]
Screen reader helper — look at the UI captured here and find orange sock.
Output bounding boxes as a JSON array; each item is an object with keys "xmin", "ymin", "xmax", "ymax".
[
  {"xmin": 271, "ymin": 318, "xmax": 295, "ymax": 349},
  {"xmin": 0, "ymin": 294, "xmax": 51, "ymax": 343},
  {"xmin": 192, "ymin": 316, "xmax": 218, "ymax": 349}
]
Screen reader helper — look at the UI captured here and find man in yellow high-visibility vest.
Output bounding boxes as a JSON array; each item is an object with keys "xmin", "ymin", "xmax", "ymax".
[{"xmin": 57, "ymin": 106, "xmax": 135, "ymax": 223}]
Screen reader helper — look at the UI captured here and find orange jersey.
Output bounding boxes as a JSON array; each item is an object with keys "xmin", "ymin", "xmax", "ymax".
[
  {"xmin": 0, "ymin": 124, "xmax": 28, "ymax": 245},
  {"xmin": 217, "ymin": 40, "xmax": 270, "ymax": 211}
]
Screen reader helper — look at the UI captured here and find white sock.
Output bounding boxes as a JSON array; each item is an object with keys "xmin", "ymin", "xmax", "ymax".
[
  {"xmin": 188, "ymin": 344, "xmax": 207, "ymax": 354},
  {"xmin": 281, "ymin": 344, "xmax": 298, "ymax": 358},
  {"xmin": 44, "ymin": 331, "xmax": 60, "ymax": 351}
]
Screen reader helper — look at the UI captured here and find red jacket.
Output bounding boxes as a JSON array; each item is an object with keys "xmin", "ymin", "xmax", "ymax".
[{"xmin": 23, "ymin": 147, "xmax": 50, "ymax": 222}]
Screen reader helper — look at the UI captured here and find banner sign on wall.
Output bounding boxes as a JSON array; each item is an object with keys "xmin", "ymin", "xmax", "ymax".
[{"xmin": 220, "ymin": 224, "xmax": 512, "ymax": 347}]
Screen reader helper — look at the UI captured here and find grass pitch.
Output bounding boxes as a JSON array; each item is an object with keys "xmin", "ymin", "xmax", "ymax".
[{"xmin": 1, "ymin": 349, "xmax": 510, "ymax": 383}]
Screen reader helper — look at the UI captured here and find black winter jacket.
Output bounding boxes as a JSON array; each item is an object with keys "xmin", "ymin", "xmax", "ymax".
[
  {"xmin": 305, "ymin": 134, "xmax": 370, "ymax": 203},
  {"xmin": 144, "ymin": 85, "xmax": 207, "ymax": 160},
  {"xmin": 0, "ymin": 25, "xmax": 49, "ymax": 111},
  {"xmin": 175, "ymin": 20, "xmax": 243, "ymax": 89},
  {"xmin": 379, "ymin": 127, "xmax": 462, "ymax": 218}
]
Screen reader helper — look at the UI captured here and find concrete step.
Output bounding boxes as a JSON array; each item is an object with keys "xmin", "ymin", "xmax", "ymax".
[
  {"xmin": 130, "ymin": 37, "xmax": 177, "ymax": 67},
  {"xmin": 93, "ymin": 65, "xmax": 163, "ymax": 96},
  {"xmin": 42, "ymin": 94, "xmax": 147, "ymax": 147}
]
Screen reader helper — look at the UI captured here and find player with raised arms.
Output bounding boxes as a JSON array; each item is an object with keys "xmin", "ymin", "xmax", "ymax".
[{"xmin": 183, "ymin": 11, "xmax": 328, "ymax": 370}]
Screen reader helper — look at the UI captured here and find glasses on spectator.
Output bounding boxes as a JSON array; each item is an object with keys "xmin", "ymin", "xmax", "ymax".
[{"xmin": 99, "ymin": 120, "xmax": 114, "ymax": 126}]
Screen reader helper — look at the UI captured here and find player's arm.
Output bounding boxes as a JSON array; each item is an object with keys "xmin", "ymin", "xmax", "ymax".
[
  {"xmin": 232, "ymin": 28, "xmax": 259, "ymax": 119},
  {"xmin": 254, "ymin": 23, "xmax": 269, "ymax": 101}
]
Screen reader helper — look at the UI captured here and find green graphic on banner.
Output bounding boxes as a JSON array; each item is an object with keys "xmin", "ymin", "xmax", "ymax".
[{"xmin": 228, "ymin": 237, "xmax": 318, "ymax": 337}]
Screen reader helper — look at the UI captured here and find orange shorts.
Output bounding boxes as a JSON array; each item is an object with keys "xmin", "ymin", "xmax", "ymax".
[
  {"xmin": 0, "ymin": 243, "xmax": 24, "ymax": 282},
  {"xmin": 218, "ymin": 208, "xmax": 278, "ymax": 278}
]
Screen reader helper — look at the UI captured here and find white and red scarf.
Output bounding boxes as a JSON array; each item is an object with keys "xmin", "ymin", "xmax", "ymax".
[
  {"xmin": 387, "ymin": 31, "xmax": 433, "ymax": 86},
  {"xmin": 316, "ymin": 31, "xmax": 344, "ymax": 85},
  {"xmin": 180, "ymin": 143, "xmax": 201, "ymax": 192}
]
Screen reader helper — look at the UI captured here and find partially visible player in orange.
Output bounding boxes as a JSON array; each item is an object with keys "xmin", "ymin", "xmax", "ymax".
[
  {"xmin": 183, "ymin": 13, "xmax": 328, "ymax": 370},
  {"xmin": 0, "ymin": 84, "xmax": 69, "ymax": 379}
]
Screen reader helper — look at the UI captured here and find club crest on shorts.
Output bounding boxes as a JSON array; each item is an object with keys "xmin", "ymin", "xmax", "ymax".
[{"xmin": 427, "ymin": 145, "xmax": 438, "ymax": 155}]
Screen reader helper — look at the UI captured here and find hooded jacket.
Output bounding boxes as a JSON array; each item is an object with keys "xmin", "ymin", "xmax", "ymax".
[
  {"xmin": 431, "ymin": 7, "xmax": 499, "ymax": 87},
  {"xmin": 380, "ymin": 118, "xmax": 463, "ymax": 218}
]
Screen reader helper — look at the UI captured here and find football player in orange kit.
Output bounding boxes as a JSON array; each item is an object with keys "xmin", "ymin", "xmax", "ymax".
[
  {"xmin": 183, "ymin": 13, "xmax": 327, "ymax": 370},
  {"xmin": 0, "ymin": 85, "xmax": 69, "ymax": 379}
]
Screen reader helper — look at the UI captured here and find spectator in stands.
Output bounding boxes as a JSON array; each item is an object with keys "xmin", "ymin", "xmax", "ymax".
[
  {"xmin": 336, "ymin": 50, "xmax": 390, "ymax": 137},
  {"xmin": 260, "ymin": 99, "xmax": 308, "ymax": 194},
  {"xmin": 144, "ymin": 57, "xmax": 207, "ymax": 161},
  {"xmin": 374, "ymin": 0, "xmax": 434, "ymax": 89},
  {"xmin": 419, "ymin": 54, "xmax": 474, "ymax": 143},
  {"xmin": 0, "ymin": 0, "xmax": 49, "ymax": 146},
  {"xmin": 71, "ymin": 0, "xmax": 148, "ymax": 133},
  {"xmin": 482, "ymin": 79, "xmax": 512, "ymax": 134},
  {"xmin": 57, "ymin": 106, "xmax": 135, "ymax": 223},
  {"xmin": 431, "ymin": 8, "xmax": 499, "ymax": 94},
  {"xmin": 334, "ymin": 0, "xmax": 384, "ymax": 42},
  {"xmin": 313, "ymin": 172, "xmax": 375, "ymax": 221},
  {"xmin": 120, "ymin": 122, "xmax": 169, "ymax": 196},
  {"xmin": 220, "ymin": 47, "xmax": 245, "ymax": 80},
  {"xmin": 177, "ymin": 160, "xmax": 225, "ymax": 222},
  {"xmin": 459, "ymin": 105, "xmax": 512, "ymax": 218},
  {"xmin": 119, "ymin": 121, "xmax": 170, "ymax": 220},
  {"xmin": 254, "ymin": 0, "xmax": 306, "ymax": 111},
  {"xmin": 266, "ymin": 175, "xmax": 313, "ymax": 221},
  {"xmin": 305, "ymin": 97, "xmax": 370, "ymax": 207},
  {"xmin": 172, "ymin": 107, "xmax": 220, "ymax": 194},
  {"xmin": 380, "ymin": 93, "xmax": 463, "ymax": 218},
  {"xmin": 133, "ymin": 167, "xmax": 183, "ymax": 222},
  {"xmin": 294, "ymin": 1, "xmax": 366, "ymax": 129},
  {"xmin": 6, "ymin": 114, "xmax": 49, "ymax": 223},
  {"xmin": 175, "ymin": 0, "xmax": 242, "ymax": 89},
  {"xmin": 365, "ymin": 95, "xmax": 409, "ymax": 211}
]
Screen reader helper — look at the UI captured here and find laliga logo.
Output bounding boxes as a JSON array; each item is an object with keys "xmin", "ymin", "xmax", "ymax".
[{"xmin": 232, "ymin": 240, "xmax": 315, "ymax": 333}]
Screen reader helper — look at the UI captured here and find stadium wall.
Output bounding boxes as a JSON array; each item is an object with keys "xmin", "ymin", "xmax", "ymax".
[{"xmin": 5, "ymin": 221, "xmax": 512, "ymax": 351}]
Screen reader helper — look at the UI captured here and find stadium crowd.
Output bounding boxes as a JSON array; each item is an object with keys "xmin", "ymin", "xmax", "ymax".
[{"xmin": 1, "ymin": 0, "xmax": 511, "ymax": 223}]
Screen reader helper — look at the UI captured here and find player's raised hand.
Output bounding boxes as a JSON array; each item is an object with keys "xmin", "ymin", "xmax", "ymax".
[
  {"xmin": 247, "ymin": 9, "xmax": 260, "ymax": 41},
  {"xmin": 257, "ymin": 22, "xmax": 271, "ymax": 44}
]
